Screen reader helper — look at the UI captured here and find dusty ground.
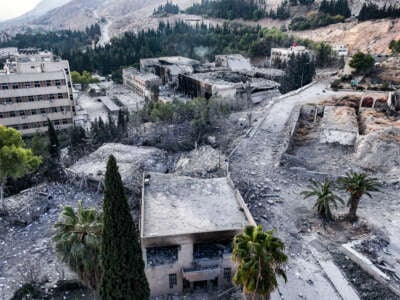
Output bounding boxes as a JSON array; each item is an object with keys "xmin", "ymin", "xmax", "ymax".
[
  {"xmin": 229, "ymin": 78, "xmax": 400, "ymax": 299},
  {"xmin": 292, "ymin": 18, "xmax": 400, "ymax": 54}
]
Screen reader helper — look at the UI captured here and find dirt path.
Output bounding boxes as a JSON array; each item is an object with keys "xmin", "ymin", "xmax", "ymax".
[{"xmin": 229, "ymin": 79, "xmax": 364, "ymax": 299}]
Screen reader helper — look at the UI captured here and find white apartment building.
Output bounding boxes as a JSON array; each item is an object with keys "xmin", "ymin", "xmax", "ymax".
[
  {"xmin": 333, "ymin": 44, "xmax": 349, "ymax": 56},
  {"xmin": 0, "ymin": 49, "xmax": 75, "ymax": 135},
  {"xmin": 270, "ymin": 45, "xmax": 311, "ymax": 66}
]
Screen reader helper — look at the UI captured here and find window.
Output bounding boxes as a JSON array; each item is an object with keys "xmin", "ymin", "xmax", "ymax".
[
  {"xmin": 169, "ymin": 274, "xmax": 177, "ymax": 289},
  {"xmin": 20, "ymin": 111, "xmax": 25, "ymax": 116},
  {"xmin": 28, "ymin": 96, "xmax": 34, "ymax": 102},
  {"xmin": 0, "ymin": 113, "xmax": 3, "ymax": 118},
  {"xmin": 55, "ymin": 80, "xmax": 61, "ymax": 86},
  {"xmin": 34, "ymin": 81, "xmax": 40, "ymax": 88},
  {"xmin": 1, "ymin": 84, "xmax": 8, "ymax": 90},
  {"xmin": 12, "ymin": 83, "xmax": 19, "ymax": 89},
  {"xmin": 25, "ymin": 82, "xmax": 31, "ymax": 88},
  {"xmin": 46, "ymin": 80, "xmax": 52, "ymax": 87},
  {"xmin": 38, "ymin": 95, "xmax": 44, "ymax": 101},
  {"xmin": 9, "ymin": 111, "xmax": 16, "ymax": 117},
  {"xmin": 58, "ymin": 93, "xmax": 63, "ymax": 99},
  {"xmin": 50, "ymin": 94, "xmax": 55, "ymax": 100},
  {"xmin": 40, "ymin": 108, "xmax": 46, "ymax": 114},
  {"xmin": 22, "ymin": 124, "xmax": 28, "ymax": 129},
  {"xmin": 31, "ymin": 110, "xmax": 37, "ymax": 115},
  {"xmin": 15, "ymin": 97, "xmax": 22, "ymax": 103},
  {"xmin": 62, "ymin": 119, "xmax": 68, "ymax": 124},
  {"xmin": 54, "ymin": 120, "xmax": 60, "ymax": 125},
  {"xmin": 223, "ymin": 268, "xmax": 231, "ymax": 282},
  {"xmin": 52, "ymin": 107, "xmax": 57, "ymax": 113},
  {"xmin": 70, "ymin": 94, "xmax": 73, "ymax": 100}
]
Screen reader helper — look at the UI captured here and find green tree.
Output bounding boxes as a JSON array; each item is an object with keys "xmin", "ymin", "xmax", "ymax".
[
  {"xmin": 0, "ymin": 125, "xmax": 41, "ymax": 210},
  {"xmin": 279, "ymin": 53, "xmax": 315, "ymax": 93},
  {"xmin": 301, "ymin": 179, "xmax": 343, "ymax": 221},
  {"xmin": 232, "ymin": 225, "xmax": 288, "ymax": 300},
  {"xmin": 71, "ymin": 70, "xmax": 100, "ymax": 86},
  {"xmin": 69, "ymin": 126, "xmax": 87, "ymax": 156},
  {"xmin": 338, "ymin": 172, "xmax": 381, "ymax": 221},
  {"xmin": 349, "ymin": 52, "xmax": 375, "ymax": 74},
  {"xmin": 100, "ymin": 155, "xmax": 150, "ymax": 300},
  {"xmin": 53, "ymin": 201, "xmax": 102, "ymax": 290}
]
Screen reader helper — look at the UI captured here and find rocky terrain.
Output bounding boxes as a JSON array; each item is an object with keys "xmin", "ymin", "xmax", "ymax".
[{"xmin": 293, "ymin": 18, "xmax": 400, "ymax": 54}]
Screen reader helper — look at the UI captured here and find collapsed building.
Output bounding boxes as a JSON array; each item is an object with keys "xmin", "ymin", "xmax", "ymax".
[
  {"xmin": 140, "ymin": 172, "xmax": 255, "ymax": 297},
  {"xmin": 123, "ymin": 54, "xmax": 281, "ymax": 106},
  {"xmin": 178, "ymin": 71, "xmax": 279, "ymax": 107},
  {"xmin": 68, "ymin": 143, "xmax": 168, "ymax": 193},
  {"xmin": 140, "ymin": 56, "xmax": 200, "ymax": 86}
]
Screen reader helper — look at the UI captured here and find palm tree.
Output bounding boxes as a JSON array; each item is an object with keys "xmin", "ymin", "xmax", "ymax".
[
  {"xmin": 301, "ymin": 179, "xmax": 343, "ymax": 221},
  {"xmin": 232, "ymin": 225, "xmax": 288, "ymax": 300},
  {"xmin": 53, "ymin": 201, "xmax": 102, "ymax": 290},
  {"xmin": 338, "ymin": 171, "xmax": 381, "ymax": 222}
]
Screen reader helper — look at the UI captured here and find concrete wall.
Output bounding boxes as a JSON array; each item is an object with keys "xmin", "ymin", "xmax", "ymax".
[{"xmin": 142, "ymin": 231, "xmax": 239, "ymax": 297}]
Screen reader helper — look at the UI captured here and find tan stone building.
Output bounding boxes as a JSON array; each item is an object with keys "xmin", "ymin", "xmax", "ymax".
[
  {"xmin": 140, "ymin": 172, "xmax": 255, "ymax": 297},
  {"xmin": 0, "ymin": 49, "xmax": 75, "ymax": 135}
]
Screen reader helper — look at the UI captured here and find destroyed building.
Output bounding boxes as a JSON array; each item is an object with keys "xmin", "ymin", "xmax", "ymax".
[
  {"xmin": 214, "ymin": 54, "xmax": 252, "ymax": 72},
  {"xmin": 140, "ymin": 56, "xmax": 200, "ymax": 85},
  {"xmin": 122, "ymin": 67, "xmax": 161, "ymax": 97},
  {"xmin": 68, "ymin": 143, "xmax": 168, "ymax": 193},
  {"xmin": 177, "ymin": 71, "xmax": 279, "ymax": 107},
  {"xmin": 140, "ymin": 172, "xmax": 255, "ymax": 297}
]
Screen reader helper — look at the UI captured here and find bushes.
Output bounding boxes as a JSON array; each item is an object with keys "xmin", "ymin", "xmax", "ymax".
[{"xmin": 289, "ymin": 12, "xmax": 345, "ymax": 31}]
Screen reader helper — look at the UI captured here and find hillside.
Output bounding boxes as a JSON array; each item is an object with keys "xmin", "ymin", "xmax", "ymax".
[{"xmin": 292, "ymin": 18, "xmax": 400, "ymax": 54}]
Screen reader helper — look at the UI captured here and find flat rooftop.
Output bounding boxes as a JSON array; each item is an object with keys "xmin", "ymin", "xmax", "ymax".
[{"xmin": 141, "ymin": 173, "xmax": 253, "ymax": 239}]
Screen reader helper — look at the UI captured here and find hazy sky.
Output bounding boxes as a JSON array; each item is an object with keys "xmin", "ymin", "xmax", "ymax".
[{"xmin": 0, "ymin": 0, "xmax": 41, "ymax": 21}]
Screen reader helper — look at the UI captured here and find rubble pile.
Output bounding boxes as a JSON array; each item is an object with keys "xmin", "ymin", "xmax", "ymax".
[
  {"xmin": 174, "ymin": 146, "xmax": 227, "ymax": 178},
  {"xmin": 70, "ymin": 143, "xmax": 168, "ymax": 193},
  {"xmin": 2, "ymin": 185, "xmax": 51, "ymax": 226},
  {"xmin": 0, "ymin": 183, "xmax": 102, "ymax": 299},
  {"xmin": 354, "ymin": 127, "xmax": 400, "ymax": 177},
  {"xmin": 359, "ymin": 109, "xmax": 400, "ymax": 134}
]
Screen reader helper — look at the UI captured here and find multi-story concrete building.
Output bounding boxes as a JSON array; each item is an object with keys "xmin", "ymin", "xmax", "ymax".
[
  {"xmin": 0, "ymin": 49, "xmax": 75, "ymax": 135},
  {"xmin": 122, "ymin": 67, "xmax": 161, "ymax": 98},
  {"xmin": 140, "ymin": 172, "xmax": 255, "ymax": 297}
]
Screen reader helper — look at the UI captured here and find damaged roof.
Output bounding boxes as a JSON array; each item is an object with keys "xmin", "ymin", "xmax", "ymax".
[{"xmin": 141, "ymin": 173, "xmax": 254, "ymax": 239}]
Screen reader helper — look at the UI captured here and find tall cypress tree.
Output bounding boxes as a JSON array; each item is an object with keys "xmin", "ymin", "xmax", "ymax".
[
  {"xmin": 47, "ymin": 118, "xmax": 60, "ymax": 160},
  {"xmin": 100, "ymin": 155, "xmax": 150, "ymax": 300}
]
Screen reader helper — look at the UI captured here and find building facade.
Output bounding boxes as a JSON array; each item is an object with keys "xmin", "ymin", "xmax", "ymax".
[
  {"xmin": 0, "ymin": 49, "xmax": 75, "ymax": 135},
  {"xmin": 140, "ymin": 173, "xmax": 256, "ymax": 297},
  {"xmin": 122, "ymin": 67, "xmax": 161, "ymax": 98},
  {"xmin": 270, "ymin": 45, "xmax": 311, "ymax": 66}
]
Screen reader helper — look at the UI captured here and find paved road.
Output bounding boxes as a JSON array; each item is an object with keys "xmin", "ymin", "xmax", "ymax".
[{"xmin": 229, "ymin": 80, "xmax": 362, "ymax": 300}]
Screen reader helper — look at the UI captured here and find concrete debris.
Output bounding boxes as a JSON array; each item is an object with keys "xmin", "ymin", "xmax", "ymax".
[
  {"xmin": 0, "ymin": 183, "xmax": 102, "ymax": 300},
  {"xmin": 69, "ymin": 143, "xmax": 168, "ymax": 194},
  {"xmin": 320, "ymin": 106, "xmax": 358, "ymax": 146},
  {"xmin": 355, "ymin": 127, "xmax": 400, "ymax": 176},
  {"xmin": 174, "ymin": 146, "xmax": 227, "ymax": 178},
  {"xmin": 359, "ymin": 108, "xmax": 400, "ymax": 135}
]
